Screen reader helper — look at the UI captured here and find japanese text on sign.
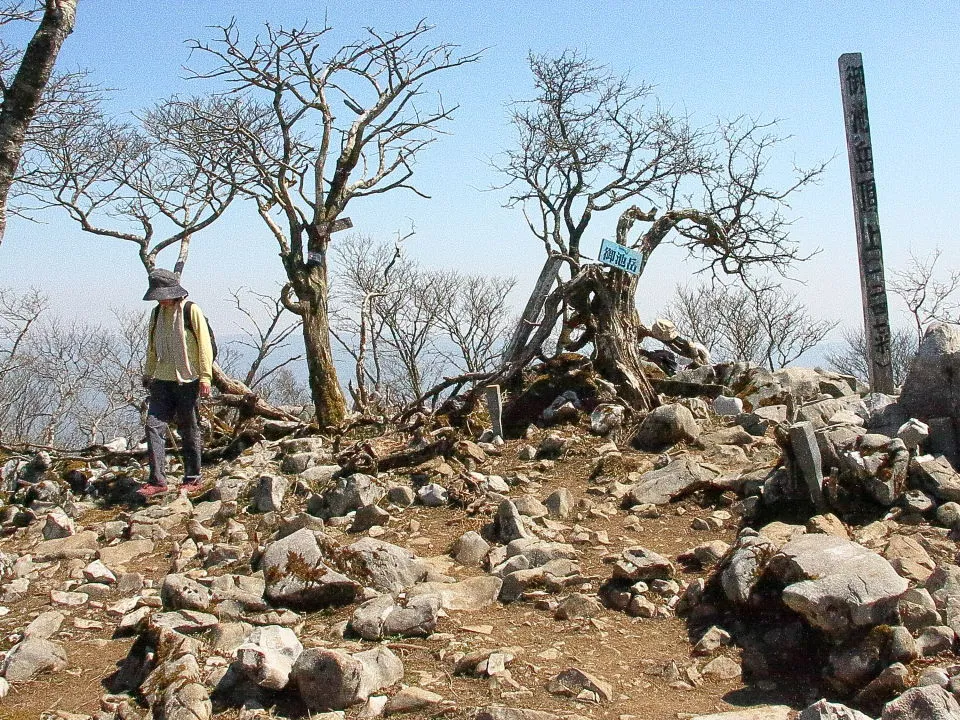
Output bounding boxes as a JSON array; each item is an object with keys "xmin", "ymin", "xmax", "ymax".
[{"xmin": 599, "ymin": 238, "xmax": 641, "ymax": 275}]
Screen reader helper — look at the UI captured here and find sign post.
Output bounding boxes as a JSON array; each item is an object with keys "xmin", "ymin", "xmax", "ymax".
[
  {"xmin": 306, "ymin": 217, "xmax": 353, "ymax": 267},
  {"xmin": 839, "ymin": 53, "xmax": 894, "ymax": 394},
  {"xmin": 598, "ymin": 238, "xmax": 642, "ymax": 275}
]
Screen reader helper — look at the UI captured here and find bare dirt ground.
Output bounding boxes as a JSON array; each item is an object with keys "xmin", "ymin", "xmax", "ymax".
[{"xmin": 0, "ymin": 423, "xmax": 833, "ymax": 720}]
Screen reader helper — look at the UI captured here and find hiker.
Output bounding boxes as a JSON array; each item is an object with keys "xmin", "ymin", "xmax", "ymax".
[{"xmin": 139, "ymin": 269, "xmax": 213, "ymax": 499}]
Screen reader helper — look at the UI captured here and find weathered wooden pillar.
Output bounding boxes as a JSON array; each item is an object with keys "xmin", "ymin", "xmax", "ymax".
[{"xmin": 839, "ymin": 53, "xmax": 895, "ymax": 394}]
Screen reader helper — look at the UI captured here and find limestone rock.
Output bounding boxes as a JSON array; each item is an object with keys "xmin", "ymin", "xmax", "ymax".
[
  {"xmin": 627, "ymin": 457, "xmax": 713, "ymax": 506},
  {"xmin": 880, "ymin": 684, "xmax": 960, "ymax": 720},
  {"xmin": 350, "ymin": 593, "xmax": 442, "ymax": 640},
  {"xmin": 343, "ymin": 537, "xmax": 429, "ymax": 593},
  {"xmin": 1, "ymin": 637, "xmax": 68, "ymax": 682},
  {"xmin": 768, "ymin": 534, "xmax": 907, "ymax": 635},
  {"xmin": 292, "ymin": 646, "xmax": 403, "ymax": 711},
  {"xmin": 406, "ymin": 577, "xmax": 503, "ymax": 612},
  {"xmin": 546, "ymin": 667, "xmax": 613, "ymax": 703},
  {"xmin": 632, "ymin": 403, "xmax": 700, "ymax": 451},
  {"xmin": 611, "ymin": 546, "xmax": 674, "ymax": 582},
  {"xmin": 309, "ymin": 473, "xmax": 385, "ymax": 519},
  {"xmin": 451, "ymin": 531, "xmax": 490, "ymax": 567},
  {"xmin": 261, "ymin": 528, "xmax": 360, "ymax": 610}
]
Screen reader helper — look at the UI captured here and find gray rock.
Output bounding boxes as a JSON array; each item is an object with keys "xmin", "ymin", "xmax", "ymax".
[
  {"xmin": 627, "ymin": 457, "xmax": 713, "ymax": 505},
  {"xmin": 554, "ymin": 592, "xmax": 602, "ymax": 620},
  {"xmin": 1, "ymin": 637, "xmax": 68, "ymax": 682},
  {"xmin": 386, "ymin": 485, "xmax": 416, "ymax": 508},
  {"xmin": 513, "ymin": 495, "xmax": 548, "ymax": 518},
  {"xmin": 899, "ymin": 322, "xmax": 960, "ymax": 464},
  {"xmin": 902, "ymin": 490, "xmax": 936, "ymax": 516},
  {"xmin": 261, "ymin": 528, "xmax": 360, "ymax": 610},
  {"xmin": 899, "ymin": 588, "xmax": 942, "ymax": 631},
  {"xmin": 83, "ymin": 559, "xmax": 117, "ymax": 585},
  {"xmin": 693, "ymin": 626, "xmax": 732, "ymax": 656},
  {"xmin": 493, "ymin": 499, "xmax": 533, "ymax": 543},
  {"xmin": 798, "ymin": 700, "xmax": 873, "ymax": 720},
  {"xmin": 350, "ymin": 504, "xmax": 390, "ymax": 533},
  {"xmin": 350, "ymin": 593, "xmax": 441, "ymax": 640},
  {"xmin": 384, "ymin": 685, "xmax": 443, "ymax": 715},
  {"xmin": 235, "ymin": 625, "xmax": 303, "ymax": 690},
  {"xmin": 161, "ymin": 573, "xmax": 211, "ymax": 612},
  {"xmin": 889, "ymin": 625, "xmax": 918, "ymax": 664},
  {"xmin": 714, "ymin": 396, "xmax": 744, "ymax": 416},
  {"xmin": 936, "ymin": 502, "xmax": 960, "ymax": 529},
  {"xmin": 343, "ymin": 537, "xmax": 429, "ymax": 593},
  {"xmin": 881, "ymin": 684, "xmax": 960, "ymax": 720},
  {"xmin": 544, "ymin": 488, "xmax": 573, "ymax": 519},
  {"xmin": 612, "ymin": 546, "xmax": 674, "ymax": 581},
  {"xmin": 913, "ymin": 455, "xmax": 960, "ymax": 503},
  {"xmin": 701, "ymin": 656, "xmax": 741, "ymax": 680},
  {"xmin": 292, "ymin": 646, "xmax": 403, "ymax": 710},
  {"xmin": 281, "ymin": 452, "xmax": 316, "ymax": 474},
  {"xmin": 721, "ymin": 534, "xmax": 775, "ymax": 605},
  {"xmin": 899, "ymin": 418, "xmax": 931, "ymax": 451},
  {"xmin": 161, "ymin": 682, "xmax": 212, "ymax": 720},
  {"xmin": 42, "ymin": 508, "xmax": 75, "ymax": 540},
  {"xmin": 309, "ymin": 473, "xmax": 384, "ymax": 519},
  {"xmin": 451, "ymin": 531, "xmax": 490, "ymax": 567},
  {"xmin": 855, "ymin": 662, "xmax": 909, "ymax": 709},
  {"xmin": 24, "ymin": 611, "xmax": 65, "ymax": 640},
  {"xmin": 546, "ymin": 667, "xmax": 613, "ymax": 702},
  {"xmin": 590, "ymin": 403, "xmax": 625, "ymax": 435},
  {"xmin": 916, "ymin": 626, "xmax": 956, "ymax": 657},
  {"xmin": 417, "ymin": 483, "xmax": 448, "ymax": 507},
  {"xmin": 407, "ymin": 576, "xmax": 502, "ymax": 612},
  {"xmin": 474, "ymin": 707, "xmax": 562, "ymax": 720},
  {"xmin": 632, "ymin": 403, "xmax": 700, "ymax": 451},
  {"xmin": 537, "ymin": 433, "xmax": 569, "ymax": 458},
  {"xmin": 919, "ymin": 668, "xmax": 951, "ymax": 687},
  {"xmin": 691, "ymin": 708, "xmax": 793, "ymax": 720},
  {"xmin": 254, "ymin": 474, "xmax": 289, "ymax": 513},
  {"xmin": 769, "ymin": 534, "xmax": 908, "ymax": 635}
]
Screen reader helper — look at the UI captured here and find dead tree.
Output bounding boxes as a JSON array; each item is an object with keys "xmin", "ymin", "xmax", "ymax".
[
  {"xmin": 889, "ymin": 247, "xmax": 960, "ymax": 349},
  {"xmin": 183, "ymin": 20, "xmax": 480, "ymax": 427},
  {"xmin": 0, "ymin": 0, "xmax": 77, "ymax": 246},
  {"xmin": 665, "ymin": 280, "xmax": 837, "ymax": 370},
  {"xmin": 32, "ymin": 94, "xmax": 255, "ymax": 272},
  {"xmin": 498, "ymin": 51, "xmax": 826, "ymax": 411}
]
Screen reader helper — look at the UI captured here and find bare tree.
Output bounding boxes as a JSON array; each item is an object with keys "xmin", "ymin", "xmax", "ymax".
[
  {"xmin": 0, "ymin": 288, "xmax": 146, "ymax": 447},
  {"xmin": 825, "ymin": 326, "xmax": 914, "ymax": 388},
  {"xmin": 331, "ymin": 234, "xmax": 515, "ymax": 407},
  {"xmin": 0, "ymin": 0, "xmax": 77, "ymax": 245},
  {"xmin": 435, "ymin": 271, "xmax": 516, "ymax": 373},
  {"xmin": 183, "ymin": 20, "xmax": 480, "ymax": 426},
  {"xmin": 223, "ymin": 286, "xmax": 303, "ymax": 391},
  {"xmin": 664, "ymin": 281, "xmax": 836, "ymax": 370},
  {"xmin": 30, "ymin": 94, "xmax": 256, "ymax": 272},
  {"xmin": 889, "ymin": 247, "xmax": 960, "ymax": 349},
  {"xmin": 498, "ymin": 51, "xmax": 826, "ymax": 409}
]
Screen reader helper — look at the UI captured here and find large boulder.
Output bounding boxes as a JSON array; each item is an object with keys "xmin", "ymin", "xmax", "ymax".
[
  {"xmin": 291, "ymin": 646, "xmax": 403, "ymax": 710},
  {"xmin": 767, "ymin": 534, "xmax": 908, "ymax": 635},
  {"xmin": 880, "ymin": 685, "xmax": 960, "ymax": 719},
  {"xmin": 626, "ymin": 457, "xmax": 714, "ymax": 505},
  {"xmin": 261, "ymin": 529, "xmax": 360, "ymax": 610},
  {"xmin": 342, "ymin": 538, "xmax": 429, "ymax": 593},
  {"xmin": 899, "ymin": 323, "xmax": 960, "ymax": 467},
  {"xmin": 632, "ymin": 404, "xmax": 700, "ymax": 451},
  {"xmin": 307, "ymin": 473, "xmax": 385, "ymax": 519},
  {"xmin": 0, "ymin": 637, "xmax": 68, "ymax": 682}
]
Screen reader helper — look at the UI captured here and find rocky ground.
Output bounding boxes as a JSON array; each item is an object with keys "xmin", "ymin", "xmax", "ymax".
[{"xmin": 2, "ymin": 323, "xmax": 960, "ymax": 720}]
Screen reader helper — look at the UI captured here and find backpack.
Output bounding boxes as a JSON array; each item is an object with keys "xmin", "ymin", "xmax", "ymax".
[{"xmin": 150, "ymin": 300, "xmax": 218, "ymax": 360}]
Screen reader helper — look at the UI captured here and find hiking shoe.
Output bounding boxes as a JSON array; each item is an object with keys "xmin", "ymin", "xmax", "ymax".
[
  {"xmin": 137, "ymin": 483, "xmax": 171, "ymax": 500},
  {"xmin": 180, "ymin": 479, "xmax": 205, "ymax": 496}
]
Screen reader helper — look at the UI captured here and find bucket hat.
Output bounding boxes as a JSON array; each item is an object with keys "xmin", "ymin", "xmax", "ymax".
[{"xmin": 143, "ymin": 269, "xmax": 188, "ymax": 301}]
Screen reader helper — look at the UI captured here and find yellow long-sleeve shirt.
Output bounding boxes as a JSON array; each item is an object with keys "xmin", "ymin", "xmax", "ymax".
[{"xmin": 145, "ymin": 301, "xmax": 214, "ymax": 384}]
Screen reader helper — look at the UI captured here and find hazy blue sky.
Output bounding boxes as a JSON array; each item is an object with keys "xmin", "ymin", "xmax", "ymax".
[{"xmin": 2, "ymin": 1, "xmax": 958, "ymax": 348}]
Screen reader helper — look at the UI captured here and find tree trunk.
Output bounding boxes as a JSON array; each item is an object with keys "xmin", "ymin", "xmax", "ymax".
[
  {"xmin": 299, "ymin": 280, "xmax": 347, "ymax": 428},
  {"xmin": 0, "ymin": 0, "xmax": 77, "ymax": 245},
  {"xmin": 567, "ymin": 264, "xmax": 659, "ymax": 411}
]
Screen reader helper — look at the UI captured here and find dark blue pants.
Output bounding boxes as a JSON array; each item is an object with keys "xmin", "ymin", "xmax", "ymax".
[{"xmin": 145, "ymin": 380, "xmax": 202, "ymax": 486}]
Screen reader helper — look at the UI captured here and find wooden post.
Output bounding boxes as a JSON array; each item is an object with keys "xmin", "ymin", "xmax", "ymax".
[
  {"xmin": 484, "ymin": 384, "xmax": 504, "ymax": 439},
  {"xmin": 503, "ymin": 254, "xmax": 562, "ymax": 364},
  {"xmin": 839, "ymin": 53, "xmax": 895, "ymax": 394}
]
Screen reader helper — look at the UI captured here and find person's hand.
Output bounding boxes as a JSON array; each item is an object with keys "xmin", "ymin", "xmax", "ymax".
[{"xmin": 199, "ymin": 381, "xmax": 211, "ymax": 398}]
